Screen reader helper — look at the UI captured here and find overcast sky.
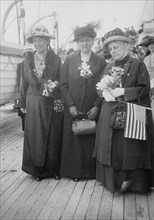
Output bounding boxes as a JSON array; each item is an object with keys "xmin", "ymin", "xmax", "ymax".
[{"xmin": 1, "ymin": 0, "xmax": 153, "ymax": 48}]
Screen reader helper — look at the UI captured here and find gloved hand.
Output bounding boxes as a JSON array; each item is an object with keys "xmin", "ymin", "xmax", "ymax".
[{"xmin": 102, "ymin": 90, "xmax": 115, "ymax": 102}]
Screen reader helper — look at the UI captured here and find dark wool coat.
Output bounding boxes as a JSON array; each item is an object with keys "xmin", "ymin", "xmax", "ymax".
[
  {"xmin": 93, "ymin": 56, "xmax": 154, "ymax": 177},
  {"xmin": 60, "ymin": 51, "xmax": 106, "ymax": 178},
  {"xmin": 19, "ymin": 50, "xmax": 63, "ymax": 176}
]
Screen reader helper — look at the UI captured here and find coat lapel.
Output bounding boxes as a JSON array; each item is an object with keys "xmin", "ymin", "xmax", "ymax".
[
  {"xmin": 122, "ymin": 57, "xmax": 134, "ymax": 86},
  {"xmin": 89, "ymin": 52, "xmax": 98, "ymax": 72}
]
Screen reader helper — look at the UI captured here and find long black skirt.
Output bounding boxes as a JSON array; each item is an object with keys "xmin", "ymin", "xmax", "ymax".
[
  {"xmin": 96, "ymin": 162, "xmax": 151, "ymax": 193},
  {"xmin": 22, "ymin": 112, "xmax": 63, "ymax": 178},
  {"xmin": 60, "ymin": 116, "xmax": 96, "ymax": 179},
  {"xmin": 95, "ymin": 128, "xmax": 151, "ymax": 193}
]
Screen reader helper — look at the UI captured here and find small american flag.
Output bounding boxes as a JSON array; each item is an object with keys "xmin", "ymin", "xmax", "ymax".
[{"xmin": 124, "ymin": 103, "xmax": 147, "ymax": 141}]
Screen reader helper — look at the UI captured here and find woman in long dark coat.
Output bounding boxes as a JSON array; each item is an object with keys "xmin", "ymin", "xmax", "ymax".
[
  {"xmin": 19, "ymin": 25, "xmax": 63, "ymax": 181},
  {"xmin": 60, "ymin": 23, "xmax": 106, "ymax": 181},
  {"xmin": 93, "ymin": 28, "xmax": 154, "ymax": 193}
]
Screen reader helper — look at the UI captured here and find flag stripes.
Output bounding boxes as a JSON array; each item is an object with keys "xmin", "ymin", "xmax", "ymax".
[{"xmin": 124, "ymin": 103, "xmax": 147, "ymax": 140}]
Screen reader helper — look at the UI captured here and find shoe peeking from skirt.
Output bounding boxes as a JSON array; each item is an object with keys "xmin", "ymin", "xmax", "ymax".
[
  {"xmin": 73, "ymin": 177, "xmax": 80, "ymax": 182},
  {"xmin": 53, "ymin": 174, "xmax": 61, "ymax": 180},
  {"xmin": 120, "ymin": 179, "xmax": 134, "ymax": 192},
  {"xmin": 35, "ymin": 177, "xmax": 44, "ymax": 181}
]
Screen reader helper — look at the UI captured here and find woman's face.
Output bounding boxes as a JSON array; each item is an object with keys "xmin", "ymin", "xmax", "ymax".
[
  {"xmin": 148, "ymin": 43, "xmax": 154, "ymax": 53},
  {"xmin": 141, "ymin": 45, "xmax": 149, "ymax": 53},
  {"xmin": 77, "ymin": 37, "xmax": 94, "ymax": 53},
  {"xmin": 108, "ymin": 41, "xmax": 128, "ymax": 61},
  {"xmin": 32, "ymin": 36, "xmax": 49, "ymax": 53}
]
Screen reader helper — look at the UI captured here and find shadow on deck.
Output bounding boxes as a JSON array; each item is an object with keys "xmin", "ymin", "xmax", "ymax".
[{"xmin": 0, "ymin": 103, "xmax": 154, "ymax": 220}]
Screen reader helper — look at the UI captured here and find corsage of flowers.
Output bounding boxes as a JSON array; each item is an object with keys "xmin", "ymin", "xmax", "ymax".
[
  {"xmin": 78, "ymin": 61, "xmax": 93, "ymax": 78},
  {"xmin": 42, "ymin": 80, "xmax": 56, "ymax": 96},
  {"xmin": 96, "ymin": 66, "xmax": 124, "ymax": 93}
]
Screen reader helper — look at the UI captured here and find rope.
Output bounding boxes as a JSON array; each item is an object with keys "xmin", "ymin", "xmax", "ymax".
[{"xmin": 1, "ymin": 55, "xmax": 20, "ymax": 71}]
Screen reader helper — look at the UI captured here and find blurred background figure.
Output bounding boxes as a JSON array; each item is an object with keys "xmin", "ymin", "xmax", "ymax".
[
  {"xmin": 103, "ymin": 48, "xmax": 113, "ymax": 63},
  {"xmin": 144, "ymin": 36, "xmax": 154, "ymax": 120},
  {"xmin": 67, "ymin": 48, "xmax": 75, "ymax": 56},
  {"xmin": 57, "ymin": 48, "xmax": 67, "ymax": 64},
  {"xmin": 138, "ymin": 36, "xmax": 151, "ymax": 60}
]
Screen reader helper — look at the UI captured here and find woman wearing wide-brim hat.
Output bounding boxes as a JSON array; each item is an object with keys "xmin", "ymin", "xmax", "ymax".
[
  {"xmin": 60, "ymin": 23, "xmax": 106, "ymax": 182},
  {"xmin": 19, "ymin": 24, "xmax": 63, "ymax": 181},
  {"xmin": 138, "ymin": 36, "xmax": 151, "ymax": 60},
  {"xmin": 93, "ymin": 28, "xmax": 154, "ymax": 193}
]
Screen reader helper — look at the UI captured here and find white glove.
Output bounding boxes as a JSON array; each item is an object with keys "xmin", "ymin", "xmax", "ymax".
[
  {"xmin": 102, "ymin": 90, "xmax": 115, "ymax": 102},
  {"xmin": 110, "ymin": 88, "xmax": 124, "ymax": 97}
]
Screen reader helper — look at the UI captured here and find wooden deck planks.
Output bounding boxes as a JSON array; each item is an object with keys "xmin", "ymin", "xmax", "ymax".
[
  {"xmin": 124, "ymin": 193, "xmax": 136, "ymax": 220},
  {"xmin": 136, "ymin": 193, "xmax": 150, "ymax": 220},
  {"xmin": 61, "ymin": 180, "xmax": 86, "ymax": 220},
  {"xmin": 97, "ymin": 188, "xmax": 113, "ymax": 220},
  {"xmin": 73, "ymin": 180, "xmax": 96, "ymax": 220},
  {"xmin": 0, "ymin": 103, "xmax": 154, "ymax": 220},
  {"xmin": 85, "ymin": 181, "xmax": 103, "ymax": 220}
]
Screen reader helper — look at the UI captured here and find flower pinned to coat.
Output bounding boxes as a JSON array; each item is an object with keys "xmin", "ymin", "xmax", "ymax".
[
  {"xmin": 96, "ymin": 66, "xmax": 124, "ymax": 93},
  {"xmin": 33, "ymin": 63, "xmax": 46, "ymax": 78},
  {"xmin": 78, "ymin": 61, "xmax": 93, "ymax": 78},
  {"xmin": 42, "ymin": 80, "xmax": 56, "ymax": 96}
]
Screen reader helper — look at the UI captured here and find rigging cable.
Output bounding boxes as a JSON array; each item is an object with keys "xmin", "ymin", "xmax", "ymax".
[{"xmin": 15, "ymin": 0, "xmax": 20, "ymax": 44}]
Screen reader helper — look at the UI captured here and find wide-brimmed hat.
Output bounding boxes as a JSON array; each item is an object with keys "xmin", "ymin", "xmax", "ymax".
[
  {"xmin": 146, "ymin": 36, "xmax": 154, "ymax": 46},
  {"xmin": 73, "ymin": 23, "xmax": 97, "ymax": 41},
  {"xmin": 138, "ymin": 36, "xmax": 150, "ymax": 46},
  {"xmin": 103, "ymin": 28, "xmax": 129, "ymax": 46},
  {"xmin": 26, "ymin": 25, "xmax": 55, "ymax": 44}
]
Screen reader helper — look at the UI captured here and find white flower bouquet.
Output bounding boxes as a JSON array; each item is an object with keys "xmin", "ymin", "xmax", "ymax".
[
  {"xmin": 42, "ymin": 80, "xmax": 56, "ymax": 96},
  {"xmin": 78, "ymin": 62, "xmax": 93, "ymax": 78},
  {"xmin": 96, "ymin": 66, "xmax": 124, "ymax": 93}
]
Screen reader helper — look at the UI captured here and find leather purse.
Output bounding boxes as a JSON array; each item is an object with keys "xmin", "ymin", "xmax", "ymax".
[{"xmin": 72, "ymin": 119, "xmax": 97, "ymax": 135}]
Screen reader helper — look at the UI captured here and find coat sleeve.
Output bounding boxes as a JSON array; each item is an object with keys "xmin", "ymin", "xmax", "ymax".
[
  {"xmin": 60, "ymin": 57, "xmax": 74, "ymax": 108},
  {"xmin": 19, "ymin": 61, "xmax": 29, "ymax": 108},
  {"xmin": 124, "ymin": 60, "xmax": 150, "ymax": 102},
  {"xmin": 93, "ymin": 59, "xmax": 107, "ymax": 107}
]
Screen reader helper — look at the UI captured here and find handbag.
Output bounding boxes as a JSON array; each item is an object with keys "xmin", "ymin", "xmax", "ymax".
[
  {"xmin": 110, "ymin": 102, "xmax": 126, "ymax": 129},
  {"xmin": 72, "ymin": 119, "xmax": 97, "ymax": 135}
]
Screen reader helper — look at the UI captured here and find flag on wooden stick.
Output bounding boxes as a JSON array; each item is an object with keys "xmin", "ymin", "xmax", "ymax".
[{"xmin": 124, "ymin": 103, "xmax": 147, "ymax": 140}]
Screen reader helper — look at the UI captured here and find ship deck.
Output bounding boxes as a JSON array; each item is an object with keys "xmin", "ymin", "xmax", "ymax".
[{"xmin": 0, "ymin": 103, "xmax": 154, "ymax": 220}]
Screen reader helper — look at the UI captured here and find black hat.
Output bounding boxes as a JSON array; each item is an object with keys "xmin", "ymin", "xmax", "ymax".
[
  {"xmin": 138, "ymin": 36, "xmax": 150, "ymax": 46},
  {"xmin": 103, "ymin": 28, "xmax": 129, "ymax": 46},
  {"xmin": 146, "ymin": 36, "xmax": 154, "ymax": 46},
  {"xmin": 73, "ymin": 23, "xmax": 97, "ymax": 41}
]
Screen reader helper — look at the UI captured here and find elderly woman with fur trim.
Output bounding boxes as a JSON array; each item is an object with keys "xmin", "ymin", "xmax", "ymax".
[
  {"xmin": 60, "ymin": 23, "xmax": 106, "ymax": 182},
  {"xmin": 93, "ymin": 28, "xmax": 154, "ymax": 193},
  {"xmin": 19, "ymin": 25, "xmax": 63, "ymax": 181}
]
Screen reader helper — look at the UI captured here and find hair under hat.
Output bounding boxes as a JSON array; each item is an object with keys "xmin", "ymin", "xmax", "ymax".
[
  {"xmin": 73, "ymin": 23, "xmax": 97, "ymax": 41},
  {"xmin": 103, "ymin": 28, "xmax": 129, "ymax": 47},
  {"xmin": 25, "ymin": 25, "xmax": 55, "ymax": 44}
]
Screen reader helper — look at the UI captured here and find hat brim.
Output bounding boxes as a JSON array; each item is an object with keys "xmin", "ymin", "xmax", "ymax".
[
  {"xmin": 26, "ymin": 34, "xmax": 55, "ymax": 44},
  {"xmin": 103, "ymin": 36, "xmax": 129, "ymax": 46},
  {"xmin": 147, "ymin": 40, "xmax": 154, "ymax": 46}
]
